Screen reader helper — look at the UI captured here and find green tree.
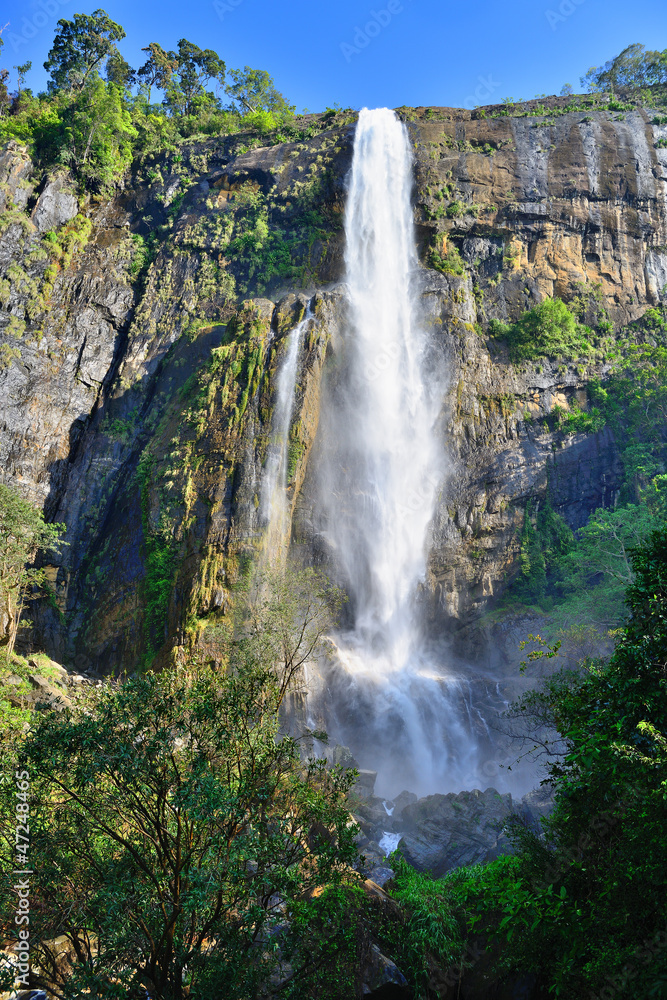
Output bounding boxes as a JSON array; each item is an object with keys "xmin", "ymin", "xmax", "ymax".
[
  {"xmin": 0, "ymin": 484, "xmax": 64, "ymax": 661},
  {"xmin": 226, "ymin": 66, "xmax": 295, "ymax": 121},
  {"xmin": 489, "ymin": 297, "xmax": 592, "ymax": 362},
  {"xmin": 105, "ymin": 48, "xmax": 135, "ymax": 89},
  {"xmin": 44, "ymin": 9, "xmax": 126, "ymax": 93},
  {"xmin": 0, "ymin": 32, "xmax": 9, "ymax": 115},
  {"xmin": 581, "ymin": 42, "xmax": 667, "ymax": 92},
  {"xmin": 0, "ymin": 658, "xmax": 357, "ymax": 1000},
  {"xmin": 136, "ymin": 42, "xmax": 178, "ymax": 103},
  {"xmin": 488, "ymin": 527, "xmax": 667, "ymax": 997},
  {"xmin": 163, "ymin": 39, "xmax": 225, "ymax": 117},
  {"xmin": 57, "ymin": 77, "xmax": 138, "ymax": 190}
]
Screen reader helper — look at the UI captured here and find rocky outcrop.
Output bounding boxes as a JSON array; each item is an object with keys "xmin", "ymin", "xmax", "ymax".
[{"xmin": 0, "ymin": 95, "xmax": 665, "ymax": 670}]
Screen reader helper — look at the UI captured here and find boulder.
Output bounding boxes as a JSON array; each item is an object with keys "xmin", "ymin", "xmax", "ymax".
[
  {"xmin": 361, "ymin": 943, "xmax": 410, "ymax": 998},
  {"xmin": 31, "ymin": 173, "xmax": 78, "ymax": 233},
  {"xmin": 519, "ymin": 784, "xmax": 556, "ymax": 826},
  {"xmin": 367, "ymin": 865, "xmax": 395, "ymax": 888},
  {"xmin": 399, "ymin": 787, "xmax": 514, "ymax": 876},
  {"xmin": 27, "ymin": 674, "xmax": 72, "ymax": 710},
  {"xmin": 392, "ymin": 790, "xmax": 418, "ymax": 816},
  {"xmin": 0, "ymin": 141, "xmax": 32, "ymax": 212},
  {"xmin": 353, "ymin": 769, "xmax": 378, "ymax": 800},
  {"xmin": 28, "ymin": 657, "xmax": 68, "ymax": 686}
]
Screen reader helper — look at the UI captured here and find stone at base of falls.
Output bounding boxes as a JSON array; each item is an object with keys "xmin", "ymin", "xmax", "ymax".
[
  {"xmin": 398, "ymin": 786, "xmax": 554, "ymax": 877},
  {"xmin": 366, "ymin": 865, "xmax": 395, "ymax": 888},
  {"xmin": 361, "ymin": 943, "xmax": 410, "ymax": 999},
  {"xmin": 353, "ymin": 769, "xmax": 378, "ymax": 800}
]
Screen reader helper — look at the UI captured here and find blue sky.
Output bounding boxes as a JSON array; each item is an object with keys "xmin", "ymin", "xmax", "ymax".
[{"xmin": 2, "ymin": 0, "xmax": 666, "ymax": 111}]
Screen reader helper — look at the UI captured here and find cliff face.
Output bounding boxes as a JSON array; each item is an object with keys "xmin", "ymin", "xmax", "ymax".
[{"xmin": 1, "ymin": 96, "xmax": 666, "ymax": 670}]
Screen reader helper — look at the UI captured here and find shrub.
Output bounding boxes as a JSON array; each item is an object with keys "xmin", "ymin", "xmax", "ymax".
[{"xmin": 489, "ymin": 298, "xmax": 593, "ymax": 362}]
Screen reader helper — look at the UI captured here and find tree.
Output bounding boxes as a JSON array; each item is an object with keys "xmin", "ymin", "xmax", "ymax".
[
  {"xmin": 0, "ymin": 657, "xmax": 357, "ymax": 998},
  {"xmin": 226, "ymin": 65, "xmax": 295, "ymax": 121},
  {"xmin": 137, "ymin": 42, "xmax": 178, "ymax": 103},
  {"xmin": 162, "ymin": 39, "xmax": 225, "ymax": 117},
  {"xmin": 105, "ymin": 49, "xmax": 134, "ymax": 89},
  {"xmin": 44, "ymin": 9, "xmax": 126, "ymax": 93},
  {"xmin": 581, "ymin": 42, "xmax": 667, "ymax": 92},
  {"xmin": 58, "ymin": 77, "xmax": 138, "ymax": 190},
  {"xmin": 491, "ymin": 526, "xmax": 667, "ymax": 997},
  {"xmin": 227, "ymin": 566, "xmax": 344, "ymax": 710},
  {"xmin": 14, "ymin": 60, "xmax": 31, "ymax": 94},
  {"xmin": 0, "ymin": 484, "xmax": 64, "ymax": 661},
  {"xmin": 0, "ymin": 31, "xmax": 9, "ymax": 115}
]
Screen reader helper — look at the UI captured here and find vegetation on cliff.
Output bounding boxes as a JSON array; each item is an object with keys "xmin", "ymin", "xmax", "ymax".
[
  {"xmin": 0, "ymin": 484, "xmax": 64, "ymax": 661},
  {"xmin": 0, "ymin": 12, "xmax": 348, "ymax": 196}
]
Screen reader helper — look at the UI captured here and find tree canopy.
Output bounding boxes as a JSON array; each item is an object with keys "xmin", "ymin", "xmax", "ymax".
[
  {"xmin": 581, "ymin": 42, "xmax": 667, "ymax": 91},
  {"xmin": 44, "ymin": 9, "xmax": 126, "ymax": 93}
]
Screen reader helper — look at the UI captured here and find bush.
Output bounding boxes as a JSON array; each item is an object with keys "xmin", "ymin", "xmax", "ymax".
[{"xmin": 489, "ymin": 297, "xmax": 593, "ymax": 362}]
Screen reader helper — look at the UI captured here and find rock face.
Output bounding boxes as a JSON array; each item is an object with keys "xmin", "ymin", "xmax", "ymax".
[
  {"xmin": 398, "ymin": 787, "xmax": 514, "ymax": 876},
  {"xmin": 0, "ymin": 96, "xmax": 665, "ymax": 671}
]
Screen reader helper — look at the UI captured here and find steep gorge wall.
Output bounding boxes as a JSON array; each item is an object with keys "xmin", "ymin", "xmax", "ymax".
[{"xmin": 0, "ymin": 96, "xmax": 665, "ymax": 670}]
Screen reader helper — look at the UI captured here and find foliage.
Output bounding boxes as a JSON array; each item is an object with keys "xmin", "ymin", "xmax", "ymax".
[
  {"xmin": 510, "ymin": 499, "xmax": 573, "ymax": 608},
  {"xmin": 225, "ymin": 66, "xmax": 296, "ymax": 122},
  {"xmin": 0, "ymin": 659, "xmax": 358, "ymax": 1000},
  {"xmin": 0, "ymin": 18, "xmax": 295, "ymax": 194},
  {"xmin": 161, "ymin": 39, "xmax": 226, "ymax": 118},
  {"xmin": 279, "ymin": 884, "xmax": 367, "ymax": 999},
  {"xmin": 222, "ymin": 565, "xmax": 345, "ymax": 709},
  {"xmin": 0, "ymin": 484, "xmax": 64, "ymax": 661},
  {"xmin": 44, "ymin": 8, "xmax": 126, "ymax": 93},
  {"xmin": 489, "ymin": 297, "xmax": 593, "ymax": 362},
  {"xmin": 429, "ymin": 242, "xmax": 465, "ymax": 276},
  {"xmin": 487, "ymin": 527, "xmax": 667, "ymax": 997},
  {"xmin": 581, "ymin": 42, "xmax": 667, "ymax": 92}
]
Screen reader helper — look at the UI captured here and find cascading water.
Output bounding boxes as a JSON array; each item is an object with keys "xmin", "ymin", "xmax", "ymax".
[
  {"xmin": 260, "ymin": 310, "xmax": 310, "ymax": 562},
  {"xmin": 261, "ymin": 110, "xmax": 533, "ymax": 797},
  {"xmin": 313, "ymin": 108, "xmax": 486, "ymax": 796}
]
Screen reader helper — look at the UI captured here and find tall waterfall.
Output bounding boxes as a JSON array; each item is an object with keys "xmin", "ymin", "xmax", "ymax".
[{"xmin": 314, "ymin": 109, "xmax": 481, "ymax": 796}]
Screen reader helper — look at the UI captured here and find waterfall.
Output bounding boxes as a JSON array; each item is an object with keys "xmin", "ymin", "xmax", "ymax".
[
  {"xmin": 260, "ymin": 309, "xmax": 310, "ymax": 562},
  {"xmin": 313, "ymin": 108, "xmax": 483, "ymax": 796}
]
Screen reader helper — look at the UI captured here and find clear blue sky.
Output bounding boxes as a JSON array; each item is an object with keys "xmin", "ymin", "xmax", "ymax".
[{"xmin": 2, "ymin": 0, "xmax": 667, "ymax": 111}]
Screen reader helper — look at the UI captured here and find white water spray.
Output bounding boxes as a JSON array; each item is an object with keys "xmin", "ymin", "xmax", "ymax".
[{"xmin": 314, "ymin": 108, "xmax": 483, "ymax": 795}]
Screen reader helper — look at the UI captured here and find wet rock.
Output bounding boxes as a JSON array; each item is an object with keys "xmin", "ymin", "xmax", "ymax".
[
  {"xmin": 399, "ymin": 787, "xmax": 514, "ymax": 876},
  {"xmin": 392, "ymin": 790, "xmax": 418, "ymax": 816},
  {"xmin": 519, "ymin": 784, "xmax": 556, "ymax": 826}
]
